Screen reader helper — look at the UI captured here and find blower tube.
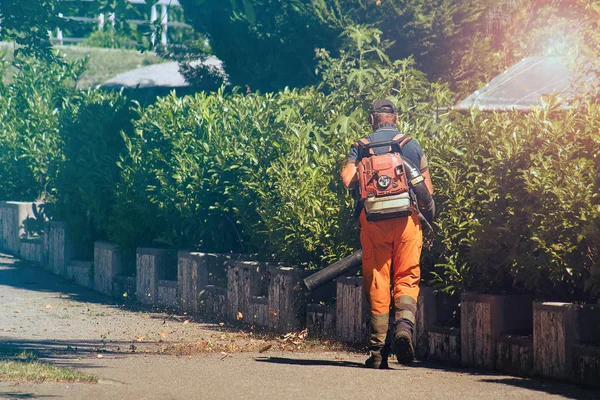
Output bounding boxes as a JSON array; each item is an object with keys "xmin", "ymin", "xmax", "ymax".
[{"xmin": 303, "ymin": 250, "xmax": 362, "ymax": 292}]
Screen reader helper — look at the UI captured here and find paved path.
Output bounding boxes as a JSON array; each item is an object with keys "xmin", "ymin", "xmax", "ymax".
[{"xmin": 1, "ymin": 255, "xmax": 598, "ymax": 400}]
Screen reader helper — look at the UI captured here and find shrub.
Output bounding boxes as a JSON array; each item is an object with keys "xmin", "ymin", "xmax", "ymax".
[
  {"xmin": 0, "ymin": 55, "xmax": 84, "ymax": 201},
  {"xmin": 55, "ymin": 89, "xmax": 135, "ymax": 258},
  {"xmin": 427, "ymin": 101, "xmax": 600, "ymax": 302}
]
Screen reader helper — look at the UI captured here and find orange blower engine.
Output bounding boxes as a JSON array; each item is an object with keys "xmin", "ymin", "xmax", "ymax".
[{"xmin": 357, "ymin": 135, "xmax": 414, "ymax": 222}]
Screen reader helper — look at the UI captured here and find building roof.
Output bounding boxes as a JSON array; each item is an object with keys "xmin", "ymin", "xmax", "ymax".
[
  {"xmin": 101, "ymin": 57, "xmax": 223, "ymax": 90},
  {"xmin": 454, "ymin": 56, "xmax": 596, "ymax": 112}
]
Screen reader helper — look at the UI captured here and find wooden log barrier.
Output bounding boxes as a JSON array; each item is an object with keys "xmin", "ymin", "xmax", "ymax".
[
  {"xmin": 533, "ymin": 302, "xmax": 579, "ymax": 379},
  {"xmin": 428, "ymin": 326, "xmax": 461, "ymax": 365},
  {"xmin": 201, "ymin": 285, "xmax": 227, "ymax": 320},
  {"xmin": 66, "ymin": 260, "xmax": 94, "ymax": 289},
  {"xmin": 227, "ymin": 261, "xmax": 265, "ymax": 323},
  {"xmin": 306, "ymin": 303, "xmax": 336, "ymax": 338},
  {"xmin": 0, "ymin": 202, "xmax": 40, "ymax": 255},
  {"xmin": 336, "ymin": 276, "xmax": 368, "ymax": 344},
  {"xmin": 268, "ymin": 266, "xmax": 304, "ymax": 332},
  {"xmin": 136, "ymin": 248, "xmax": 169, "ymax": 305},
  {"xmin": 158, "ymin": 280, "xmax": 178, "ymax": 308},
  {"xmin": 496, "ymin": 334, "xmax": 534, "ymax": 377},
  {"xmin": 113, "ymin": 275, "xmax": 136, "ymax": 301},
  {"xmin": 94, "ymin": 241, "xmax": 122, "ymax": 296},
  {"xmin": 19, "ymin": 237, "xmax": 43, "ymax": 265},
  {"xmin": 461, "ymin": 293, "xmax": 533, "ymax": 369},
  {"xmin": 45, "ymin": 221, "xmax": 73, "ymax": 277}
]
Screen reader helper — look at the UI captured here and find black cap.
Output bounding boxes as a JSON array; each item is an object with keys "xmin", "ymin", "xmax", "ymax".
[{"xmin": 370, "ymin": 99, "xmax": 397, "ymax": 114}]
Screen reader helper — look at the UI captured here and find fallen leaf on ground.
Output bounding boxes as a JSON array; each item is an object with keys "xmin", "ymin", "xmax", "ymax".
[
  {"xmin": 259, "ymin": 344, "xmax": 272, "ymax": 353},
  {"xmin": 97, "ymin": 354, "xmax": 104, "ymax": 359},
  {"xmin": 13, "ymin": 310, "xmax": 20, "ymax": 313},
  {"xmin": 183, "ymin": 320, "xmax": 190, "ymax": 325},
  {"xmin": 158, "ymin": 330, "xmax": 167, "ymax": 337},
  {"xmin": 45, "ymin": 304, "xmax": 53, "ymax": 309}
]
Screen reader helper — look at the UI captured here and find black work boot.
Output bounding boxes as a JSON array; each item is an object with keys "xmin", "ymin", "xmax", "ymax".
[
  {"xmin": 365, "ymin": 313, "xmax": 390, "ymax": 369},
  {"xmin": 394, "ymin": 296, "xmax": 417, "ymax": 364}
]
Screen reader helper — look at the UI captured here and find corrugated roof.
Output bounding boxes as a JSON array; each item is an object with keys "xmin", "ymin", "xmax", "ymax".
[{"xmin": 454, "ymin": 56, "xmax": 596, "ymax": 112}]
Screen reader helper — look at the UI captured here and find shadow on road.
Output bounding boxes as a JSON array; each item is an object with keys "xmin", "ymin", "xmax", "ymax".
[
  {"xmin": 0, "ymin": 392, "xmax": 58, "ymax": 399},
  {"xmin": 478, "ymin": 377, "xmax": 599, "ymax": 400},
  {"xmin": 409, "ymin": 360, "xmax": 599, "ymax": 400},
  {"xmin": 255, "ymin": 356, "xmax": 363, "ymax": 369}
]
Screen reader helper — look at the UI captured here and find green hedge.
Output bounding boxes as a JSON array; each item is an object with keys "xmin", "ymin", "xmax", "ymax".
[
  {"xmin": 1, "ymin": 27, "xmax": 599, "ymax": 302},
  {"xmin": 426, "ymin": 103, "xmax": 600, "ymax": 301}
]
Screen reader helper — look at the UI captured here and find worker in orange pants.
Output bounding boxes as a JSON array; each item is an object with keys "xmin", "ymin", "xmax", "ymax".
[
  {"xmin": 359, "ymin": 210, "xmax": 422, "ymax": 367},
  {"xmin": 341, "ymin": 99, "xmax": 434, "ymax": 368}
]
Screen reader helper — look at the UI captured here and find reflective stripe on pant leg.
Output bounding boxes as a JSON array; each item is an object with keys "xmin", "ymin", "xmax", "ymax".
[
  {"xmin": 394, "ymin": 295, "xmax": 417, "ymax": 324},
  {"xmin": 370, "ymin": 313, "xmax": 389, "ymax": 348}
]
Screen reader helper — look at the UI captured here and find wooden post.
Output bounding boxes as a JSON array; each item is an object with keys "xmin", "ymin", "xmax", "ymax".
[
  {"xmin": 94, "ymin": 241, "xmax": 122, "ymax": 296},
  {"xmin": 336, "ymin": 276, "xmax": 368, "ymax": 344},
  {"xmin": 533, "ymin": 302, "xmax": 579, "ymax": 379},
  {"xmin": 227, "ymin": 261, "xmax": 264, "ymax": 323},
  {"xmin": 45, "ymin": 221, "xmax": 73, "ymax": 277},
  {"xmin": 267, "ymin": 266, "xmax": 304, "ymax": 332},
  {"xmin": 177, "ymin": 251, "xmax": 209, "ymax": 313},
  {"xmin": 136, "ymin": 248, "xmax": 169, "ymax": 305},
  {"xmin": 415, "ymin": 286, "xmax": 437, "ymax": 358}
]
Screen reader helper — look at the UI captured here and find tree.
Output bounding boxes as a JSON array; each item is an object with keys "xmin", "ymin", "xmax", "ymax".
[{"xmin": 178, "ymin": 0, "xmax": 339, "ymax": 92}]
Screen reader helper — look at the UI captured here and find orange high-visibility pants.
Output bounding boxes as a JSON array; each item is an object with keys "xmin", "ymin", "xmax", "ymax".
[{"xmin": 359, "ymin": 210, "xmax": 423, "ymax": 315}]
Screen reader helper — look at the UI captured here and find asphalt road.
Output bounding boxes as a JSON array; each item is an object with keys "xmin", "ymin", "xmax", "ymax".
[{"xmin": 1, "ymin": 254, "xmax": 598, "ymax": 400}]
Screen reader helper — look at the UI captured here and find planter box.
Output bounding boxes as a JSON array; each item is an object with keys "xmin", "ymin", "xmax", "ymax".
[
  {"xmin": 158, "ymin": 280, "xmax": 178, "ymax": 308},
  {"xmin": 45, "ymin": 221, "xmax": 73, "ymax": 277},
  {"xmin": 113, "ymin": 275, "xmax": 136, "ymax": 302},
  {"xmin": 94, "ymin": 241, "xmax": 122, "ymax": 296},
  {"xmin": 267, "ymin": 266, "xmax": 304, "ymax": 331},
  {"xmin": 136, "ymin": 248, "xmax": 169, "ymax": 305},
  {"xmin": 461, "ymin": 293, "xmax": 533, "ymax": 369},
  {"xmin": 428, "ymin": 326, "xmax": 461, "ymax": 365},
  {"xmin": 533, "ymin": 302, "xmax": 579, "ymax": 379},
  {"xmin": 66, "ymin": 260, "xmax": 94, "ymax": 289},
  {"xmin": 19, "ymin": 237, "xmax": 43, "ymax": 265},
  {"xmin": 0, "ymin": 202, "xmax": 41, "ymax": 255},
  {"xmin": 496, "ymin": 334, "xmax": 534, "ymax": 377},
  {"xmin": 200, "ymin": 285, "xmax": 227, "ymax": 320},
  {"xmin": 306, "ymin": 303, "xmax": 335, "ymax": 338},
  {"xmin": 415, "ymin": 286, "xmax": 437, "ymax": 358},
  {"xmin": 336, "ymin": 276, "xmax": 368, "ymax": 344}
]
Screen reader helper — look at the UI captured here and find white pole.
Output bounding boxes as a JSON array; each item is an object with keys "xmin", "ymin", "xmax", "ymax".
[
  {"xmin": 150, "ymin": 4, "xmax": 158, "ymax": 46},
  {"xmin": 161, "ymin": 4, "xmax": 168, "ymax": 45},
  {"xmin": 98, "ymin": 13, "xmax": 105, "ymax": 30},
  {"xmin": 56, "ymin": 28, "xmax": 63, "ymax": 46}
]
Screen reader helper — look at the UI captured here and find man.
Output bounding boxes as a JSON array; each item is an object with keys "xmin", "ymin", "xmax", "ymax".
[{"xmin": 340, "ymin": 99, "xmax": 434, "ymax": 369}]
